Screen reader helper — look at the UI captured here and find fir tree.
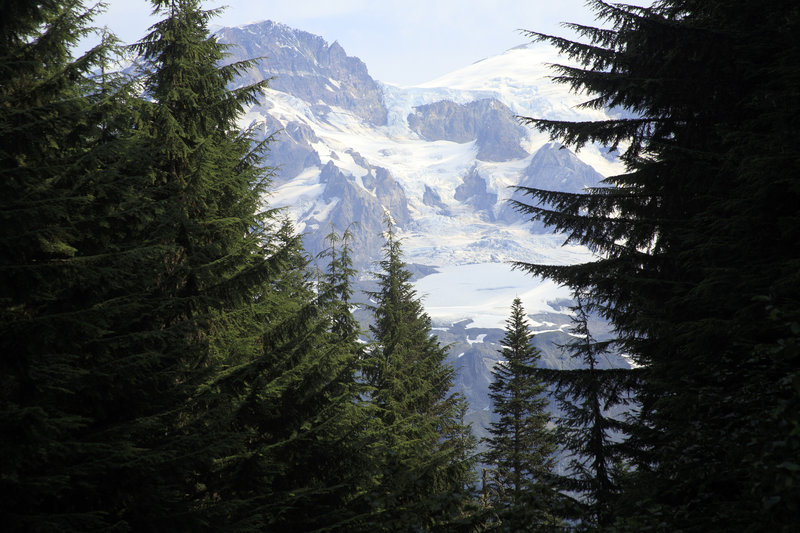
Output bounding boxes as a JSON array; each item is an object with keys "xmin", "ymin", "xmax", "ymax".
[
  {"xmin": 317, "ymin": 224, "xmax": 362, "ymax": 345},
  {"xmin": 482, "ymin": 297, "xmax": 557, "ymax": 532},
  {"xmin": 0, "ymin": 1, "xmax": 166, "ymax": 529},
  {"xmin": 131, "ymin": 3, "xmax": 387, "ymax": 528},
  {"xmin": 77, "ymin": 0, "xmax": 286, "ymax": 526},
  {"xmin": 212, "ymin": 221, "xmax": 376, "ymax": 531},
  {"xmin": 364, "ymin": 219, "xmax": 477, "ymax": 531},
  {"xmin": 513, "ymin": 1, "xmax": 800, "ymax": 529},
  {"xmin": 540, "ymin": 293, "xmax": 636, "ymax": 529},
  {"xmin": 128, "ymin": 2, "xmax": 380, "ymax": 529}
]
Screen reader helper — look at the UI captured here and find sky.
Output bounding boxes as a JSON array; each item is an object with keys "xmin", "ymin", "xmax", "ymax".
[{"xmin": 83, "ymin": 0, "xmax": 643, "ymax": 86}]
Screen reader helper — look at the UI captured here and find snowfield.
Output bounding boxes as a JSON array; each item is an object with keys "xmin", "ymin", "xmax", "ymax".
[
  {"xmin": 413, "ymin": 263, "xmax": 574, "ymax": 330},
  {"xmin": 233, "ymin": 26, "xmax": 621, "ymax": 332}
]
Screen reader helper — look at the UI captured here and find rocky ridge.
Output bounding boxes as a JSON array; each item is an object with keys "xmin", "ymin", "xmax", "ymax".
[{"xmin": 216, "ymin": 20, "xmax": 629, "ymax": 438}]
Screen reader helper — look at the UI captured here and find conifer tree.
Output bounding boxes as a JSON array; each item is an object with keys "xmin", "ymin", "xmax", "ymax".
[
  {"xmin": 123, "ymin": 2, "xmax": 372, "ymax": 529},
  {"xmin": 0, "ymin": 1, "xmax": 380, "ymax": 530},
  {"xmin": 483, "ymin": 297, "xmax": 557, "ymax": 532},
  {"xmin": 0, "ymin": 1, "xmax": 164, "ymax": 529},
  {"xmin": 130, "ymin": 3, "xmax": 384, "ymax": 529},
  {"xmin": 317, "ymin": 224, "xmax": 362, "ymax": 345},
  {"xmin": 512, "ymin": 1, "xmax": 800, "ymax": 529},
  {"xmin": 72, "ymin": 0, "xmax": 287, "ymax": 526},
  {"xmin": 539, "ymin": 293, "xmax": 636, "ymax": 529},
  {"xmin": 364, "ymin": 219, "xmax": 477, "ymax": 531},
  {"xmin": 210, "ymin": 221, "xmax": 377, "ymax": 531}
]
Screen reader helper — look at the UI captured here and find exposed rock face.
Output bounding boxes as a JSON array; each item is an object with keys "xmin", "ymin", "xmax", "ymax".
[
  {"xmin": 408, "ymin": 100, "xmax": 475, "ymax": 143},
  {"xmin": 423, "ymin": 185, "xmax": 449, "ymax": 214},
  {"xmin": 522, "ymin": 142, "xmax": 606, "ymax": 192},
  {"xmin": 501, "ymin": 142, "xmax": 606, "ymax": 226},
  {"xmin": 336, "ymin": 152, "xmax": 411, "ymax": 226},
  {"xmin": 346, "ymin": 149, "xmax": 371, "ymax": 171},
  {"xmin": 407, "ymin": 99, "xmax": 528, "ymax": 162},
  {"xmin": 307, "ymin": 162, "xmax": 385, "ymax": 264},
  {"xmin": 217, "ymin": 21, "xmax": 387, "ymax": 125},
  {"xmin": 260, "ymin": 120, "xmax": 322, "ymax": 183},
  {"xmin": 373, "ymin": 167, "xmax": 410, "ymax": 226},
  {"xmin": 301, "ymin": 161, "xmax": 410, "ymax": 270},
  {"xmin": 455, "ymin": 166, "xmax": 498, "ymax": 221},
  {"xmin": 285, "ymin": 121, "xmax": 319, "ymax": 145}
]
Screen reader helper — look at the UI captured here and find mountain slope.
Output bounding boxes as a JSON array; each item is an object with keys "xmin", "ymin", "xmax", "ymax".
[{"xmin": 216, "ymin": 20, "xmax": 630, "ymax": 433}]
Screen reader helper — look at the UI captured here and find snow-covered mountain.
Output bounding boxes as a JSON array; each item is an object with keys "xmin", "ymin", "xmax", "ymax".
[{"xmin": 216, "ymin": 20, "xmax": 629, "ymax": 434}]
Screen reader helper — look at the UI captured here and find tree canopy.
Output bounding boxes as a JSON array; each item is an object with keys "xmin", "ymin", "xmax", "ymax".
[
  {"xmin": 513, "ymin": 0, "xmax": 800, "ymax": 529},
  {"xmin": 364, "ymin": 219, "xmax": 477, "ymax": 531},
  {"xmin": 483, "ymin": 297, "xmax": 558, "ymax": 532}
]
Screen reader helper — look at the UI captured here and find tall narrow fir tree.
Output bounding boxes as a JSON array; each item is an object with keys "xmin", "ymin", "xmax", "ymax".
[
  {"xmin": 483, "ymin": 297, "xmax": 557, "ymax": 532},
  {"xmin": 538, "ymin": 293, "xmax": 636, "ymax": 528},
  {"xmin": 364, "ymin": 219, "xmax": 477, "ymax": 531}
]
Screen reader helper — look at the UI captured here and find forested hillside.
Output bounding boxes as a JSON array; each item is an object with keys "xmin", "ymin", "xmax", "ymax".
[
  {"xmin": 0, "ymin": 1, "xmax": 473, "ymax": 530},
  {"xmin": 1, "ymin": 0, "xmax": 797, "ymax": 531}
]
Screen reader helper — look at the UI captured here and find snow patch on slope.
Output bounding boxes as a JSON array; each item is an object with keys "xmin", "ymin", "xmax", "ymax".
[
  {"xmin": 414, "ymin": 43, "xmax": 625, "ymax": 179},
  {"xmin": 414, "ymin": 262, "xmax": 577, "ymax": 330}
]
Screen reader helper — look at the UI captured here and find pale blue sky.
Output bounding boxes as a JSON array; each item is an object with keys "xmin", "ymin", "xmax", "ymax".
[{"xmin": 85, "ymin": 0, "xmax": 648, "ymax": 86}]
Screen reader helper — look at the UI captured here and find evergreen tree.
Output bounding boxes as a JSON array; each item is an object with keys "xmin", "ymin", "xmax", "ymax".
[
  {"xmin": 540, "ymin": 293, "xmax": 636, "ymax": 530},
  {"xmin": 482, "ymin": 297, "xmax": 557, "ymax": 532},
  {"xmin": 0, "ymin": 1, "xmax": 167, "ymax": 529},
  {"xmin": 211, "ymin": 221, "xmax": 376, "ymax": 531},
  {"xmin": 317, "ymin": 224, "xmax": 362, "ymax": 345},
  {"xmin": 0, "ymin": 1, "xmax": 380, "ymax": 530},
  {"xmin": 364, "ymin": 219, "xmax": 477, "ymax": 531},
  {"xmin": 129, "ymin": 2, "xmax": 378, "ymax": 530},
  {"xmin": 512, "ymin": 1, "xmax": 800, "ymax": 530},
  {"xmin": 130, "ymin": 3, "xmax": 383, "ymax": 529},
  {"xmin": 75, "ymin": 0, "xmax": 288, "ymax": 526}
]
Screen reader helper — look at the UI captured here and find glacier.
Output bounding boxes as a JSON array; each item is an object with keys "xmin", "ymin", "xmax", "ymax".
[{"xmin": 216, "ymin": 20, "xmax": 630, "ymax": 436}]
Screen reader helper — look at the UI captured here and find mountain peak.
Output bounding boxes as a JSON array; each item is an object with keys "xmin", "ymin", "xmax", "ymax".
[
  {"xmin": 213, "ymin": 20, "xmax": 629, "ymax": 435},
  {"xmin": 217, "ymin": 20, "xmax": 388, "ymax": 125},
  {"xmin": 215, "ymin": 20, "xmax": 621, "ymax": 270}
]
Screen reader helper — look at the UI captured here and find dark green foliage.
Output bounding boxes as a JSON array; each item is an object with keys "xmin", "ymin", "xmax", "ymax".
[
  {"xmin": 513, "ymin": 1, "xmax": 800, "ymax": 530},
  {"xmin": 482, "ymin": 298, "xmax": 557, "ymax": 532},
  {"xmin": 539, "ymin": 294, "xmax": 637, "ymax": 529},
  {"xmin": 317, "ymin": 224, "xmax": 362, "ymax": 345},
  {"xmin": 97, "ymin": 0, "xmax": 288, "ymax": 526},
  {"xmin": 0, "ymin": 0, "xmax": 336, "ymax": 529},
  {"xmin": 364, "ymin": 219, "xmax": 477, "ymax": 531},
  {"xmin": 0, "ymin": 0, "xmax": 391, "ymax": 530},
  {"xmin": 130, "ymin": 3, "xmax": 378, "ymax": 530},
  {"xmin": 0, "ymin": 1, "xmax": 172, "ymax": 529},
  {"xmin": 209, "ymin": 222, "xmax": 376, "ymax": 532}
]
